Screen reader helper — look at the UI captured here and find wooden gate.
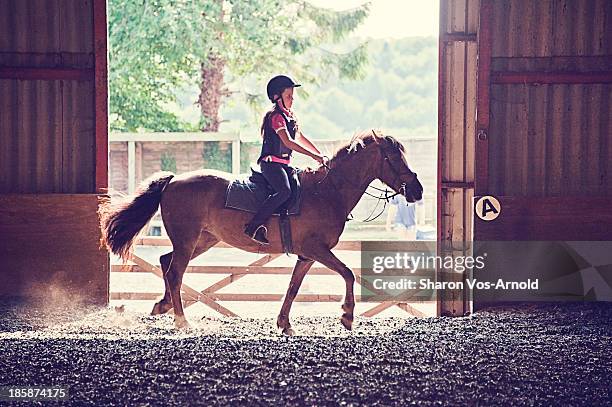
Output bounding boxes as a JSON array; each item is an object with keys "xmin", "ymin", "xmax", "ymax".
[{"xmin": 110, "ymin": 237, "xmax": 434, "ymax": 318}]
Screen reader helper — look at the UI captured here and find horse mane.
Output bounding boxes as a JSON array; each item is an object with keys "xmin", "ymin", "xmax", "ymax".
[
  {"xmin": 330, "ymin": 129, "xmax": 404, "ymax": 163},
  {"xmin": 300, "ymin": 130, "xmax": 405, "ymax": 186}
]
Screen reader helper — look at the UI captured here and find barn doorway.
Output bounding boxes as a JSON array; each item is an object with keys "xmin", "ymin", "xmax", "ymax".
[{"xmin": 106, "ymin": 0, "xmax": 465, "ymax": 319}]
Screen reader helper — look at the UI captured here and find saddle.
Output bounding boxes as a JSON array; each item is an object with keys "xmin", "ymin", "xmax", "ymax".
[
  {"xmin": 224, "ymin": 166, "xmax": 303, "ymax": 254},
  {"xmin": 225, "ymin": 167, "xmax": 302, "ymax": 215}
]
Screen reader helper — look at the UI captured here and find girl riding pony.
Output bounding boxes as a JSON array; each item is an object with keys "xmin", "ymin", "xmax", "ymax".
[{"xmin": 244, "ymin": 75, "xmax": 326, "ymax": 244}]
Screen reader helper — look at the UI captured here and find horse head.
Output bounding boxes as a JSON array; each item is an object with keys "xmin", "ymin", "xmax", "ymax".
[{"xmin": 371, "ymin": 131, "xmax": 423, "ymax": 203}]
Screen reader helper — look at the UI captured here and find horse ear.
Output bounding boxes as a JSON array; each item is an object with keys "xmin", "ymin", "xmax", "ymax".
[{"xmin": 371, "ymin": 129, "xmax": 381, "ymax": 144}]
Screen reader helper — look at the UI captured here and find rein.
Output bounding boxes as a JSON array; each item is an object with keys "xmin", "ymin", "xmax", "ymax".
[{"xmin": 314, "ymin": 144, "xmax": 418, "ymax": 222}]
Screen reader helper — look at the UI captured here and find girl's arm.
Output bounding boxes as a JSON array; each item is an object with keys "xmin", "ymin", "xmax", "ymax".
[
  {"xmin": 276, "ymin": 129, "xmax": 324, "ymax": 162},
  {"xmin": 297, "ymin": 131, "xmax": 321, "ymax": 155}
]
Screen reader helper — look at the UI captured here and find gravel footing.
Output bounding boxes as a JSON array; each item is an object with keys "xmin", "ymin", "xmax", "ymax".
[{"xmin": 0, "ymin": 301, "xmax": 610, "ymax": 406}]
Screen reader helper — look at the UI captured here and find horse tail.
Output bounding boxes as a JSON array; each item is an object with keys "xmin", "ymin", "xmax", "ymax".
[{"xmin": 100, "ymin": 171, "xmax": 175, "ymax": 260}]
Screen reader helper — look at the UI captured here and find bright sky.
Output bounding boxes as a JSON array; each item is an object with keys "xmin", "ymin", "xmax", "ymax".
[{"xmin": 306, "ymin": 0, "xmax": 439, "ymax": 38}]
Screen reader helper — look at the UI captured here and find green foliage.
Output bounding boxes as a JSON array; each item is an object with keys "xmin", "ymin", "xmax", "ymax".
[
  {"xmin": 202, "ymin": 142, "xmax": 231, "ymax": 172},
  {"xmin": 160, "ymin": 151, "xmax": 177, "ymax": 173},
  {"xmin": 108, "ymin": 0, "xmax": 371, "ymax": 132},
  {"xmin": 240, "ymin": 141, "xmax": 262, "ymax": 173},
  {"xmin": 224, "ymin": 37, "xmax": 438, "ymax": 140},
  {"xmin": 108, "ymin": 0, "xmax": 216, "ymax": 131}
]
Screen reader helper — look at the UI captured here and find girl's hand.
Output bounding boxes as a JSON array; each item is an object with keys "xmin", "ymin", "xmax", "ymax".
[{"xmin": 314, "ymin": 154, "xmax": 330, "ymax": 168}]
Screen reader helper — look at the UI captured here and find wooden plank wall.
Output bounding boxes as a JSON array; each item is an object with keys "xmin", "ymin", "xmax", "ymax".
[
  {"xmin": 486, "ymin": 0, "xmax": 612, "ymax": 199},
  {"xmin": 0, "ymin": 0, "xmax": 97, "ymax": 194},
  {"xmin": 0, "ymin": 195, "xmax": 109, "ymax": 304},
  {"xmin": 0, "ymin": 1, "xmax": 109, "ymax": 303},
  {"xmin": 475, "ymin": 0, "xmax": 612, "ymax": 243},
  {"xmin": 438, "ymin": 0, "xmax": 480, "ymax": 316}
]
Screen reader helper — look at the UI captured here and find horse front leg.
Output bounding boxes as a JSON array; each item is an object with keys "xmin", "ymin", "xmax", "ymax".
[
  {"xmin": 305, "ymin": 246, "xmax": 355, "ymax": 330},
  {"xmin": 277, "ymin": 256, "xmax": 315, "ymax": 336}
]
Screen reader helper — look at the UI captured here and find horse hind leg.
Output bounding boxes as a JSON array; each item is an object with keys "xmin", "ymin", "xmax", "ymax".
[
  {"xmin": 150, "ymin": 232, "xmax": 219, "ymax": 320},
  {"xmin": 150, "ymin": 252, "xmax": 174, "ymax": 315}
]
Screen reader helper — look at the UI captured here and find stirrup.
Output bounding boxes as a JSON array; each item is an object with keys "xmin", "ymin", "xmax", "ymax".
[{"xmin": 247, "ymin": 224, "xmax": 269, "ymax": 245}]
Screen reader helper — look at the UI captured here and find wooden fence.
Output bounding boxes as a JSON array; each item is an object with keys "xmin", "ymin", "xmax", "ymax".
[
  {"xmin": 110, "ymin": 237, "xmax": 434, "ymax": 318},
  {"xmin": 110, "ymin": 132, "xmax": 241, "ymax": 194}
]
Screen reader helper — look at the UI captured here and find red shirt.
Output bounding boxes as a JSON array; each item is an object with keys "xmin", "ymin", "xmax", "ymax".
[{"xmin": 270, "ymin": 105, "xmax": 297, "ymax": 134}]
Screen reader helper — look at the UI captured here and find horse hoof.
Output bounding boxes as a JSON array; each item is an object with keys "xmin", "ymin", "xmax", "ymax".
[
  {"xmin": 151, "ymin": 301, "xmax": 173, "ymax": 316},
  {"xmin": 174, "ymin": 316, "xmax": 191, "ymax": 330},
  {"xmin": 342, "ymin": 303, "xmax": 354, "ymax": 314},
  {"xmin": 341, "ymin": 313, "xmax": 353, "ymax": 331},
  {"xmin": 282, "ymin": 327, "xmax": 295, "ymax": 336},
  {"xmin": 151, "ymin": 304, "xmax": 162, "ymax": 315}
]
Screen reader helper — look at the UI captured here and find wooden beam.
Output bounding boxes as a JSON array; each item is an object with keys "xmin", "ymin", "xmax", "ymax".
[
  {"xmin": 93, "ymin": 0, "xmax": 109, "ymax": 193},
  {"xmin": 441, "ymin": 33, "xmax": 477, "ymax": 43},
  {"xmin": 441, "ymin": 181, "xmax": 475, "ymax": 189},
  {"xmin": 491, "ymin": 71, "xmax": 612, "ymax": 85},
  {"xmin": 360, "ymin": 287, "xmax": 423, "ymax": 317},
  {"xmin": 183, "ymin": 273, "xmax": 248, "ymax": 309},
  {"xmin": 249, "ymin": 253, "xmax": 282, "ymax": 267},
  {"xmin": 109, "ymin": 132, "xmax": 240, "ymax": 142},
  {"xmin": 397, "ymin": 302, "xmax": 427, "ymax": 317},
  {"xmin": 133, "ymin": 236, "xmax": 433, "ymax": 252},
  {"xmin": 436, "ymin": 0, "xmax": 446, "ymax": 260},
  {"xmin": 0, "ymin": 67, "xmax": 93, "ymax": 81},
  {"xmin": 473, "ymin": 196, "xmax": 612, "ymax": 240},
  {"xmin": 111, "ymin": 292, "xmax": 435, "ymax": 306},
  {"xmin": 112, "ymin": 265, "xmax": 352, "ymax": 275},
  {"xmin": 129, "ymin": 253, "xmax": 238, "ymax": 317},
  {"xmin": 361, "ymin": 301, "xmax": 398, "ymax": 317},
  {"xmin": 111, "ymin": 264, "xmax": 436, "ymax": 277},
  {"xmin": 475, "ymin": 0, "xmax": 493, "ymax": 197},
  {"xmin": 112, "ymin": 292, "xmax": 345, "ymax": 302}
]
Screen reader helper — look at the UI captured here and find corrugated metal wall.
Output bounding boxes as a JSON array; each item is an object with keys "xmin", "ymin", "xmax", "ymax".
[
  {"xmin": 487, "ymin": 0, "xmax": 612, "ymax": 197},
  {"xmin": 0, "ymin": 0, "xmax": 96, "ymax": 193}
]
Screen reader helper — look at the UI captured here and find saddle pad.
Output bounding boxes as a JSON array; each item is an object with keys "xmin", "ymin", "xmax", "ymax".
[{"xmin": 224, "ymin": 174, "xmax": 302, "ymax": 216}]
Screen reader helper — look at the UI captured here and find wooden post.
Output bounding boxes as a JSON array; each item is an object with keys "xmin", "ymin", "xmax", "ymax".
[
  {"xmin": 232, "ymin": 139, "xmax": 240, "ymax": 174},
  {"xmin": 135, "ymin": 142, "xmax": 142, "ymax": 187},
  {"xmin": 127, "ymin": 141, "xmax": 136, "ymax": 194},
  {"xmin": 93, "ymin": 0, "xmax": 108, "ymax": 193}
]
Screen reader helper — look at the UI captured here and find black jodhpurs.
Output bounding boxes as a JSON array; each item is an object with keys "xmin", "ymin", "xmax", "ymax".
[{"xmin": 248, "ymin": 161, "xmax": 297, "ymax": 228}]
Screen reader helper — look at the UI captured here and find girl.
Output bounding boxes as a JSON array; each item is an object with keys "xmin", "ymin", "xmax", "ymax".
[{"xmin": 244, "ymin": 75, "xmax": 326, "ymax": 244}]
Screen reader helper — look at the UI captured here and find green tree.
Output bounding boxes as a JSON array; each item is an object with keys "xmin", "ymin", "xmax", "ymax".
[
  {"xmin": 202, "ymin": 142, "xmax": 231, "ymax": 172},
  {"xmin": 160, "ymin": 151, "xmax": 177, "ymax": 173},
  {"xmin": 108, "ymin": 0, "xmax": 370, "ymax": 132},
  {"xmin": 108, "ymin": 0, "xmax": 216, "ymax": 131}
]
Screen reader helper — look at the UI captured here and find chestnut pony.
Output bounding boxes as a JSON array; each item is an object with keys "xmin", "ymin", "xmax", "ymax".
[{"xmin": 101, "ymin": 131, "xmax": 423, "ymax": 334}]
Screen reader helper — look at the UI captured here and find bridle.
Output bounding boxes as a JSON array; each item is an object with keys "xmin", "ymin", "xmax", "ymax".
[
  {"xmin": 315, "ymin": 143, "xmax": 419, "ymax": 222},
  {"xmin": 378, "ymin": 146, "xmax": 419, "ymax": 199},
  {"xmin": 359, "ymin": 146, "xmax": 419, "ymax": 222}
]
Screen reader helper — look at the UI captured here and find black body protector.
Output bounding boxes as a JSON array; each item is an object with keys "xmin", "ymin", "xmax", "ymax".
[{"xmin": 257, "ymin": 107, "xmax": 298, "ymax": 163}]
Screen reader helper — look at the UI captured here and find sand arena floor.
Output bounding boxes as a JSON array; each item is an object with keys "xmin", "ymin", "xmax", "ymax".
[{"xmin": 0, "ymin": 301, "xmax": 610, "ymax": 406}]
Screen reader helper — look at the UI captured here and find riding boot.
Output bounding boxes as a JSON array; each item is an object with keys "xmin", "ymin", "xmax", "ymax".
[{"xmin": 244, "ymin": 223, "xmax": 270, "ymax": 245}]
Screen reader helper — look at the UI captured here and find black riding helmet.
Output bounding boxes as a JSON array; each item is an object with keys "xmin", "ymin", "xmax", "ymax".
[{"xmin": 266, "ymin": 75, "xmax": 301, "ymax": 103}]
